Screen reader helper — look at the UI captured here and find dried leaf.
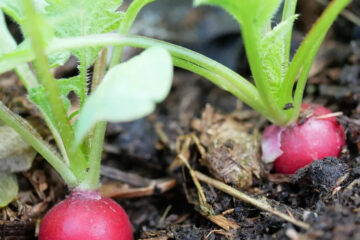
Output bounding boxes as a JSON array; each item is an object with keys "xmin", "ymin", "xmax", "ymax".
[
  {"xmin": 0, "ymin": 172, "xmax": 18, "ymax": 207},
  {"xmin": 205, "ymin": 214, "xmax": 239, "ymax": 231},
  {"xmin": 197, "ymin": 106, "xmax": 262, "ymax": 189},
  {"xmin": 0, "ymin": 124, "xmax": 36, "ymax": 172}
]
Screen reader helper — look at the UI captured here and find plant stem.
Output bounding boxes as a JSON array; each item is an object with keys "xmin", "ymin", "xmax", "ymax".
[
  {"xmin": 78, "ymin": 58, "xmax": 88, "ymax": 107},
  {"xmin": 280, "ymin": 0, "xmax": 352, "ymax": 116},
  {"xmin": 79, "ymin": 49, "xmax": 107, "ymax": 190},
  {"xmin": 86, "ymin": 0, "xmax": 155, "ymax": 188},
  {"xmin": 290, "ymin": 39, "xmax": 323, "ymax": 122},
  {"xmin": 65, "ymin": 35, "xmax": 267, "ymax": 117},
  {"xmin": 110, "ymin": 0, "xmax": 155, "ymax": 66},
  {"xmin": 88, "ymin": 0, "xmax": 155, "ymax": 189},
  {"xmin": 22, "ymin": 0, "xmax": 87, "ymax": 180},
  {"xmin": 1, "ymin": 10, "xmax": 71, "ymax": 166},
  {"xmin": 172, "ymin": 58, "xmax": 273, "ymax": 121},
  {"xmin": 14, "ymin": 65, "xmax": 38, "ymax": 90},
  {"xmin": 282, "ymin": 0, "xmax": 298, "ymax": 64},
  {"xmin": 240, "ymin": 21, "xmax": 289, "ymax": 125},
  {"xmin": 195, "ymin": 171, "xmax": 310, "ymax": 230},
  {"xmin": 0, "ymin": 33, "xmax": 269, "ymax": 122},
  {"xmin": 74, "ymin": 35, "xmax": 269, "ymax": 120},
  {"xmin": 0, "ymin": 101, "xmax": 77, "ymax": 186},
  {"xmin": 77, "ymin": 56, "xmax": 92, "ymax": 156}
]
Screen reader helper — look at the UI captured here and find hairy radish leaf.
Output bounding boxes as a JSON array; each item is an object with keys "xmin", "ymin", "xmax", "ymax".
[
  {"xmin": 0, "ymin": 0, "xmax": 47, "ymax": 23},
  {"xmin": 75, "ymin": 47, "xmax": 173, "ymax": 144},
  {"xmin": 0, "ymin": 2, "xmax": 70, "ymax": 69},
  {"xmin": 28, "ymin": 77, "xmax": 82, "ymax": 164},
  {"xmin": 29, "ymin": 85, "xmax": 69, "ymax": 119},
  {"xmin": 29, "ymin": 76, "xmax": 82, "ymax": 119},
  {"xmin": 260, "ymin": 15, "xmax": 297, "ymax": 102},
  {"xmin": 193, "ymin": 0, "xmax": 285, "ymax": 120},
  {"xmin": 280, "ymin": 0, "xmax": 352, "ymax": 110},
  {"xmin": 45, "ymin": 0, "xmax": 124, "ymax": 67},
  {"xmin": 194, "ymin": 0, "xmax": 282, "ymax": 31},
  {"xmin": 0, "ymin": 10, "xmax": 17, "ymax": 55},
  {"xmin": 56, "ymin": 76, "xmax": 83, "ymax": 102},
  {"xmin": 29, "ymin": 76, "xmax": 83, "ymax": 133},
  {"xmin": 16, "ymin": 39, "xmax": 71, "ymax": 68}
]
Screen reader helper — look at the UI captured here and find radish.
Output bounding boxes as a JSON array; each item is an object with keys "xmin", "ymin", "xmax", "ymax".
[
  {"xmin": 262, "ymin": 104, "xmax": 345, "ymax": 174},
  {"xmin": 0, "ymin": 1, "xmax": 175, "ymax": 239},
  {"xmin": 192, "ymin": 0, "xmax": 350, "ymax": 174},
  {"xmin": 38, "ymin": 190, "xmax": 133, "ymax": 240}
]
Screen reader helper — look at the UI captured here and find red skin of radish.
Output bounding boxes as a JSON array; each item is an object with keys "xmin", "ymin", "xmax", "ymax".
[
  {"xmin": 262, "ymin": 104, "xmax": 345, "ymax": 174},
  {"xmin": 39, "ymin": 190, "xmax": 133, "ymax": 240}
]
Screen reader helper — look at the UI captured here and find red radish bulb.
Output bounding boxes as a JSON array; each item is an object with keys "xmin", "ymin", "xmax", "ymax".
[
  {"xmin": 262, "ymin": 104, "xmax": 345, "ymax": 174},
  {"xmin": 39, "ymin": 190, "xmax": 133, "ymax": 240}
]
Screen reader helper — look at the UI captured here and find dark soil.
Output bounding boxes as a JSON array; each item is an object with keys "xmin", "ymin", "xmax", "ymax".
[{"xmin": 1, "ymin": 1, "xmax": 360, "ymax": 240}]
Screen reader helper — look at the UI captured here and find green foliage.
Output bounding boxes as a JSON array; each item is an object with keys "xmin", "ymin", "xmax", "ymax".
[
  {"xmin": 260, "ymin": 15, "xmax": 297, "ymax": 102},
  {"xmin": 1, "ymin": 0, "xmax": 123, "ymax": 67},
  {"xmin": 16, "ymin": 40, "xmax": 71, "ymax": 68},
  {"xmin": 0, "ymin": 10, "xmax": 39, "ymax": 90},
  {"xmin": 0, "ymin": 0, "xmax": 351, "ymax": 194},
  {"xmin": 45, "ymin": 0, "xmax": 124, "ymax": 67},
  {"xmin": 0, "ymin": 11, "xmax": 16, "ymax": 55},
  {"xmin": 1, "ymin": 0, "xmax": 52, "ymax": 46},
  {"xmin": 0, "ymin": 0, "xmax": 47, "ymax": 23},
  {"xmin": 43, "ymin": 0, "xmax": 125, "ymax": 105},
  {"xmin": 0, "ymin": 172, "xmax": 18, "ymax": 207},
  {"xmin": 75, "ymin": 47, "xmax": 173, "ymax": 144},
  {"xmin": 29, "ymin": 76, "xmax": 82, "ymax": 118},
  {"xmin": 0, "ymin": 0, "xmax": 173, "ymax": 191},
  {"xmin": 194, "ymin": 0, "xmax": 282, "ymax": 33},
  {"xmin": 29, "ymin": 76, "xmax": 81, "ymax": 123},
  {"xmin": 194, "ymin": 0, "xmax": 287, "ymax": 123},
  {"xmin": 193, "ymin": 0, "xmax": 351, "ymax": 125},
  {"xmin": 193, "ymin": 0, "xmax": 291, "ymax": 101},
  {"xmin": 0, "ymin": 1, "xmax": 70, "ymax": 72}
]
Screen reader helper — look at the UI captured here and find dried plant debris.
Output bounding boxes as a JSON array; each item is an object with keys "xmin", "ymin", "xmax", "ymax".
[
  {"xmin": 0, "ymin": 172, "xmax": 18, "ymax": 207},
  {"xmin": 166, "ymin": 225, "xmax": 237, "ymax": 240},
  {"xmin": 0, "ymin": 120, "xmax": 36, "ymax": 209},
  {"xmin": 100, "ymin": 178, "xmax": 177, "ymax": 199},
  {"xmin": 191, "ymin": 105, "xmax": 262, "ymax": 189},
  {"xmin": 0, "ymin": 124, "xmax": 36, "ymax": 172},
  {"xmin": 1, "ymin": 167, "xmax": 62, "ymax": 224}
]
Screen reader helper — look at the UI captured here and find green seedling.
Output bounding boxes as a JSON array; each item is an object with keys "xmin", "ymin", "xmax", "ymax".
[
  {"xmin": 0, "ymin": 0, "xmax": 172, "ymax": 238},
  {"xmin": 193, "ymin": 0, "xmax": 349, "ymax": 173}
]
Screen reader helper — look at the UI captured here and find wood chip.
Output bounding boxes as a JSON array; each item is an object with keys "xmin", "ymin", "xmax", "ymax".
[{"xmin": 100, "ymin": 178, "xmax": 177, "ymax": 199}]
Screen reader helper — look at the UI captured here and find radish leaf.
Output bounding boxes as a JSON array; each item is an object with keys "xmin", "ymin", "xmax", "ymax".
[
  {"xmin": 193, "ymin": 0, "xmax": 282, "ymax": 32},
  {"xmin": 193, "ymin": 0, "xmax": 284, "ymax": 119},
  {"xmin": 260, "ymin": 15, "xmax": 297, "ymax": 103},
  {"xmin": 45, "ymin": 0, "xmax": 124, "ymax": 67},
  {"xmin": 29, "ymin": 76, "xmax": 82, "ymax": 119},
  {"xmin": 15, "ymin": 39, "xmax": 70, "ymax": 68},
  {"xmin": 75, "ymin": 47, "xmax": 173, "ymax": 144},
  {"xmin": 0, "ymin": 2, "xmax": 71, "ymax": 69},
  {"xmin": 0, "ymin": 0, "xmax": 47, "ymax": 23}
]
